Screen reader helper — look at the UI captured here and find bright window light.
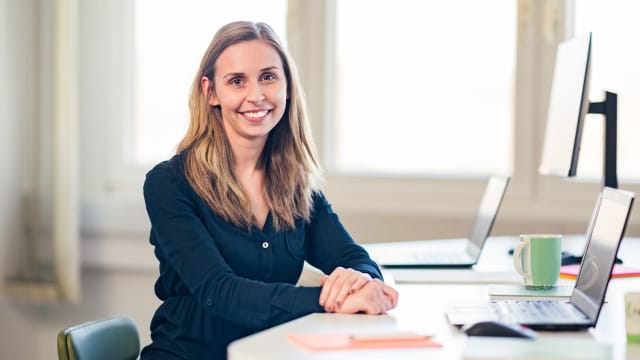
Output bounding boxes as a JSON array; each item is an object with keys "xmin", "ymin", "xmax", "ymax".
[{"xmin": 332, "ymin": 0, "xmax": 516, "ymax": 177}]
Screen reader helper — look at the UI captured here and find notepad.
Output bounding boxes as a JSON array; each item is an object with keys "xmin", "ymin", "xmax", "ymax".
[
  {"xmin": 287, "ymin": 332, "xmax": 441, "ymax": 351},
  {"xmin": 560, "ymin": 264, "xmax": 640, "ymax": 279},
  {"xmin": 488, "ymin": 284, "xmax": 574, "ymax": 300}
]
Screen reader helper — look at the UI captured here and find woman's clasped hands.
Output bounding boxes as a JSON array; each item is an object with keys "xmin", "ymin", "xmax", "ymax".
[{"xmin": 319, "ymin": 267, "xmax": 398, "ymax": 315}]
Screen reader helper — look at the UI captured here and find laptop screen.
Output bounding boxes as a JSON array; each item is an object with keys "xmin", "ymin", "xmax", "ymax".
[
  {"xmin": 466, "ymin": 176, "xmax": 510, "ymax": 257},
  {"xmin": 571, "ymin": 187, "xmax": 634, "ymax": 320}
]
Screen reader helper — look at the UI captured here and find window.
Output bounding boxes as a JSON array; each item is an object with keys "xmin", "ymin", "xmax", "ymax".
[
  {"xmin": 78, "ymin": 0, "xmax": 639, "ymax": 241},
  {"xmin": 132, "ymin": 0, "xmax": 287, "ymax": 166},
  {"xmin": 331, "ymin": 0, "xmax": 516, "ymax": 177},
  {"xmin": 574, "ymin": 0, "xmax": 640, "ymax": 181}
]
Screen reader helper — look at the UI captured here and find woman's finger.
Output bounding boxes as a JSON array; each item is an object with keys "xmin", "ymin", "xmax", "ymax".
[
  {"xmin": 319, "ymin": 271, "xmax": 340, "ymax": 307},
  {"xmin": 382, "ymin": 284, "xmax": 399, "ymax": 308},
  {"xmin": 319, "ymin": 267, "xmax": 346, "ymax": 309}
]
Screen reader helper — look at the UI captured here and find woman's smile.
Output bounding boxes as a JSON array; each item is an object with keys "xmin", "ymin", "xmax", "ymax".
[{"xmin": 241, "ymin": 109, "xmax": 272, "ymax": 122}]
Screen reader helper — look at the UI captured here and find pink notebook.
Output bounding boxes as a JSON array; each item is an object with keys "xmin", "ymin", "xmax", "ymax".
[{"xmin": 560, "ymin": 264, "xmax": 640, "ymax": 279}]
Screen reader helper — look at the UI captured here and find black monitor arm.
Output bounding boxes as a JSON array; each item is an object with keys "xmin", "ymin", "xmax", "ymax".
[{"xmin": 588, "ymin": 91, "xmax": 618, "ymax": 188}]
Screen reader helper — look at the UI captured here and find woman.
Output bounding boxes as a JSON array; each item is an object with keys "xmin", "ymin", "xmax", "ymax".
[{"xmin": 141, "ymin": 21, "xmax": 398, "ymax": 359}]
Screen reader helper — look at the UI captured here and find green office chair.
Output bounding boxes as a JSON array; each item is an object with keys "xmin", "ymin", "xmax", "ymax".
[{"xmin": 57, "ymin": 316, "xmax": 140, "ymax": 360}]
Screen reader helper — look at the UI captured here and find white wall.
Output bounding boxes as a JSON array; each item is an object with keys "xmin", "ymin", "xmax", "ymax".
[
  {"xmin": 0, "ymin": 0, "xmax": 33, "ymax": 280},
  {"xmin": 0, "ymin": 1, "xmax": 46, "ymax": 358}
]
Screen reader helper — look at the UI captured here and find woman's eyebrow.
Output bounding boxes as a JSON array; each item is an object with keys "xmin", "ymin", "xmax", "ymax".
[
  {"xmin": 260, "ymin": 66, "xmax": 280, "ymax": 72},
  {"xmin": 221, "ymin": 72, "xmax": 244, "ymax": 80}
]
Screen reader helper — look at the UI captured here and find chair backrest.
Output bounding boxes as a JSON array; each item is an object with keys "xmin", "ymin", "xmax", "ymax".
[{"xmin": 57, "ymin": 316, "xmax": 140, "ymax": 360}]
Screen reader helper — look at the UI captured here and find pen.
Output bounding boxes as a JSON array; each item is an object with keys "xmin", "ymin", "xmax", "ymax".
[{"xmin": 349, "ymin": 331, "xmax": 431, "ymax": 342}]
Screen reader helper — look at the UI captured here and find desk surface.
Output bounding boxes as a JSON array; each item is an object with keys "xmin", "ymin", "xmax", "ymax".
[{"xmin": 228, "ymin": 236, "xmax": 640, "ymax": 360}]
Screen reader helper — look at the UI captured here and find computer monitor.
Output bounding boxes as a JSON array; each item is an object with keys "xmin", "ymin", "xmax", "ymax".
[
  {"xmin": 539, "ymin": 32, "xmax": 618, "ymax": 188},
  {"xmin": 539, "ymin": 33, "xmax": 592, "ymax": 181}
]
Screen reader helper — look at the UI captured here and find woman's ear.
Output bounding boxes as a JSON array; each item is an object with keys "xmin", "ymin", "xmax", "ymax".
[{"xmin": 201, "ymin": 76, "xmax": 220, "ymax": 106}]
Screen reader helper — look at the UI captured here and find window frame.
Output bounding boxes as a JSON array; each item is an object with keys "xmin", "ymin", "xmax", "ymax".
[{"xmin": 78, "ymin": 0, "xmax": 148, "ymax": 234}]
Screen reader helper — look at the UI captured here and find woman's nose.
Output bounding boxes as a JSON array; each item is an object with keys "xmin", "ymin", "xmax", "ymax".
[{"xmin": 247, "ymin": 83, "xmax": 265, "ymax": 103}]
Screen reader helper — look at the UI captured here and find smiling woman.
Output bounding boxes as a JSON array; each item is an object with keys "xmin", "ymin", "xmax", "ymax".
[
  {"xmin": 200, "ymin": 40, "xmax": 290, "ymax": 228},
  {"xmin": 140, "ymin": 21, "xmax": 398, "ymax": 359}
]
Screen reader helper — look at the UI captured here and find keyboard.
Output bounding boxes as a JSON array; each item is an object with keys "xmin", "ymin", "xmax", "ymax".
[{"xmin": 489, "ymin": 300, "xmax": 589, "ymax": 323}]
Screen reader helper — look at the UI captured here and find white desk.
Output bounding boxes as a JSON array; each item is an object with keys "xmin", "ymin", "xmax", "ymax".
[{"xmin": 228, "ymin": 236, "xmax": 640, "ymax": 360}]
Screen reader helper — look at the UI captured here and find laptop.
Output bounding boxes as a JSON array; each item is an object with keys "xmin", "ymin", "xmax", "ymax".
[
  {"xmin": 364, "ymin": 176, "xmax": 510, "ymax": 268},
  {"xmin": 446, "ymin": 186, "xmax": 635, "ymax": 330}
]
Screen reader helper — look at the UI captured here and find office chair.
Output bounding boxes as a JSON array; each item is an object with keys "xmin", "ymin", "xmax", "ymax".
[{"xmin": 57, "ymin": 316, "xmax": 140, "ymax": 360}]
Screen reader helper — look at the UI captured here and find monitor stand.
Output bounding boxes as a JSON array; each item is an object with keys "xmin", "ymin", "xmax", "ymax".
[{"xmin": 587, "ymin": 91, "xmax": 618, "ymax": 188}]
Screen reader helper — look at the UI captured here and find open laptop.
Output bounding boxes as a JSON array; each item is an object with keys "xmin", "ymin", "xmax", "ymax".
[
  {"xmin": 364, "ymin": 176, "xmax": 509, "ymax": 268},
  {"xmin": 446, "ymin": 186, "xmax": 635, "ymax": 330}
]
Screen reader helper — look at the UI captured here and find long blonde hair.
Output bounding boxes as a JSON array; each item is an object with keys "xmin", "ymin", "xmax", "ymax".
[{"xmin": 177, "ymin": 21, "xmax": 322, "ymax": 231}]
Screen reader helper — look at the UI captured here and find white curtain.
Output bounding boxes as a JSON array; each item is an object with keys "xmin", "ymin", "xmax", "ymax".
[
  {"xmin": 3, "ymin": 0, "xmax": 80, "ymax": 302},
  {"xmin": 51, "ymin": 0, "xmax": 80, "ymax": 302}
]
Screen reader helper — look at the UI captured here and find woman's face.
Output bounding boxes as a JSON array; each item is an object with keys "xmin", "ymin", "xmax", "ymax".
[{"xmin": 206, "ymin": 40, "xmax": 288, "ymax": 147}]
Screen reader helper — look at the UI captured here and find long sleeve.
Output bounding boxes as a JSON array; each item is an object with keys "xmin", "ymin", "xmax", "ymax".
[
  {"xmin": 143, "ymin": 160, "xmax": 323, "ymax": 332},
  {"xmin": 304, "ymin": 193, "xmax": 383, "ymax": 280},
  {"xmin": 141, "ymin": 156, "xmax": 385, "ymax": 359}
]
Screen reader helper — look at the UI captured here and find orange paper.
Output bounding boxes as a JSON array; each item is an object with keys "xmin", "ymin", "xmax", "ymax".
[{"xmin": 287, "ymin": 333, "xmax": 441, "ymax": 351}]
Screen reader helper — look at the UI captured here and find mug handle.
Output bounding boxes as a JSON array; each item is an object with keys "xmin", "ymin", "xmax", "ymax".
[{"xmin": 513, "ymin": 239, "xmax": 530, "ymax": 280}]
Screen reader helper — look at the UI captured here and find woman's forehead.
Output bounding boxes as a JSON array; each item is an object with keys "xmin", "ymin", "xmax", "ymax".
[{"xmin": 215, "ymin": 40, "xmax": 284, "ymax": 75}]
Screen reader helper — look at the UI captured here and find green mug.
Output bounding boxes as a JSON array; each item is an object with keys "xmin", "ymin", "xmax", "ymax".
[
  {"xmin": 626, "ymin": 292, "xmax": 640, "ymax": 343},
  {"xmin": 513, "ymin": 234, "xmax": 562, "ymax": 286}
]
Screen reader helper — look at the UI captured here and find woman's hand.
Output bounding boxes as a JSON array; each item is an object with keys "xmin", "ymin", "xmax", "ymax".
[
  {"xmin": 319, "ymin": 267, "xmax": 372, "ymax": 312},
  {"xmin": 334, "ymin": 278, "xmax": 399, "ymax": 315}
]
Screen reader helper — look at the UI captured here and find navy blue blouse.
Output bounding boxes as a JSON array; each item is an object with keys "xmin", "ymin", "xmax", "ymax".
[{"xmin": 140, "ymin": 154, "xmax": 382, "ymax": 359}]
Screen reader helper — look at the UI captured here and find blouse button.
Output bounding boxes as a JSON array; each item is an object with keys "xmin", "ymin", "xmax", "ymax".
[
  {"xmin": 206, "ymin": 298, "xmax": 213, "ymax": 306},
  {"xmin": 262, "ymin": 241, "xmax": 269, "ymax": 249}
]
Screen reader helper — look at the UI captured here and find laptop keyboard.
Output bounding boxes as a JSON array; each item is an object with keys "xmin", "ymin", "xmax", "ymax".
[{"xmin": 489, "ymin": 300, "xmax": 589, "ymax": 323}]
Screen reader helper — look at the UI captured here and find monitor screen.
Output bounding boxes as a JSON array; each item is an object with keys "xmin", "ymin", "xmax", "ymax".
[{"xmin": 539, "ymin": 33, "xmax": 592, "ymax": 178}]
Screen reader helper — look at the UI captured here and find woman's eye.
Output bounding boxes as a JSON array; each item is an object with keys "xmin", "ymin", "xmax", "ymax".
[
  {"xmin": 261, "ymin": 73, "xmax": 277, "ymax": 81},
  {"xmin": 230, "ymin": 78, "xmax": 244, "ymax": 86}
]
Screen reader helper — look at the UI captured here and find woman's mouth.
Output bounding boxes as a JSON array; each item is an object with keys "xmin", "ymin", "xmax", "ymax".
[{"xmin": 242, "ymin": 109, "xmax": 271, "ymax": 122}]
